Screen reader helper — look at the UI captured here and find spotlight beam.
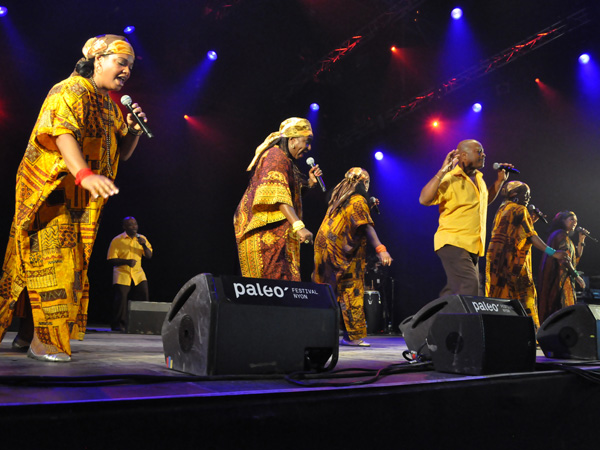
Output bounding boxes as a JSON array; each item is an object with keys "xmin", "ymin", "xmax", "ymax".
[{"xmin": 336, "ymin": 8, "xmax": 591, "ymax": 147}]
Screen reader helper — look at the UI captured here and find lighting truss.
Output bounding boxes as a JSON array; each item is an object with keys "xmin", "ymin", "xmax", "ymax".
[
  {"xmin": 281, "ymin": 0, "xmax": 426, "ymax": 101},
  {"xmin": 336, "ymin": 8, "xmax": 591, "ymax": 148}
]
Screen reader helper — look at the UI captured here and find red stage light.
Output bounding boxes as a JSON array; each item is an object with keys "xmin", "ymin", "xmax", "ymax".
[
  {"xmin": 184, "ymin": 114, "xmax": 189, "ymax": 120},
  {"xmin": 391, "ymin": 46, "xmax": 397, "ymax": 52},
  {"xmin": 432, "ymin": 120, "xmax": 439, "ymax": 128}
]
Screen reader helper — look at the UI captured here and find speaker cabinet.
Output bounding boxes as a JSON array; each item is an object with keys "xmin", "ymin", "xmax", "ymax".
[
  {"xmin": 364, "ymin": 290, "xmax": 385, "ymax": 335},
  {"xmin": 127, "ymin": 301, "xmax": 170, "ymax": 335},
  {"xmin": 400, "ymin": 295, "xmax": 530, "ymax": 359},
  {"xmin": 428, "ymin": 313, "xmax": 536, "ymax": 375},
  {"xmin": 537, "ymin": 304, "xmax": 600, "ymax": 360},
  {"xmin": 161, "ymin": 274, "xmax": 339, "ymax": 376}
]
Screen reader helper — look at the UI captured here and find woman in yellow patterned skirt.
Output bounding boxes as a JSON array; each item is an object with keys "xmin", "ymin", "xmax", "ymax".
[
  {"xmin": 234, "ymin": 118, "xmax": 322, "ymax": 281},
  {"xmin": 0, "ymin": 34, "xmax": 148, "ymax": 362},
  {"xmin": 485, "ymin": 182, "xmax": 567, "ymax": 329},
  {"xmin": 313, "ymin": 168, "xmax": 392, "ymax": 347}
]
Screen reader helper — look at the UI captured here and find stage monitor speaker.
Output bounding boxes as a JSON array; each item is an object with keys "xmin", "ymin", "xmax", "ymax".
[
  {"xmin": 161, "ymin": 273, "xmax": 339, "ymax": 376},
  {"xmin": 428, "ymin": 313, "xmax": 536, "ymax": 375},
  {"xmin": 399, "ymin": 294, "xmax": 530, "ymax": 359},
  {"xmin": 537, "ymin": 304, "xmax": 600, "ymax": 360}
]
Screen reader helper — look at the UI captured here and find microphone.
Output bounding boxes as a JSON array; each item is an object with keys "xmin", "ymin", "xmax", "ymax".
[
  {"xmin": 493, "ymin": 162, "xmax": 520, "ymax": 174},
  {"xmin": 528, "ymin": 204, "xmax": 548, "ymax": 223},
  {"xmin": 576, "ymin": 226, "xmax": 598, "ymax": 242},
  {"xmin": 120, "ymin": 95, "xmax": 154, "ymax": 138},
  {"xmin": 306, "ymin": 157, "xmax": 326, "ymax": 192},
  {"xmin": 369, "ymin": 197, "xmax": 380, "ymax": 215}
]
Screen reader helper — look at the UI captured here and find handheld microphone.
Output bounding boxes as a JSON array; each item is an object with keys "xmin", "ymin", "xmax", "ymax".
[
  {"xmin": 493, "ymin": 162, "xmax": 520, "ymax": 174},
  {"xmin": 576, "ymin": 226, "xmax": 598, "ymax": 242},
  {"xmin": 528, "ymin": 204, "xmax": 548, "ymax": 223},
  {"xmin": 120, "ymin": 95, "xmax": 154, "ymax": 138},
  {"xmin": 369, "ymin": 197, "xmax": 380, "ymax": 215},
  {"xmin": 306, "ymin": 157, "xmax": 326, "ymax": 192}
]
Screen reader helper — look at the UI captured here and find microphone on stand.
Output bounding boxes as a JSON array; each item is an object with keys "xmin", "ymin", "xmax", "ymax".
[
  {"xmin": 306, "ymin": 157, "xmax": 326, "ymax": 192},
  {"xmin": 493, "ymin": 162, "xmax": 520, "ymax": 174},
  {"xmin": 576, "ymin": 226, "xmax": 598, "ymax": 242},
  {"xmin": 369, "ymin": 197, "xmax": 380, "ymax": 214},
  {"xmin": 528, "ymin": 204, "xmax": 548, "ymax": 223},
  {"xmin": 120, "ymin": 95, "xmax": 154, "ymax": 138}
]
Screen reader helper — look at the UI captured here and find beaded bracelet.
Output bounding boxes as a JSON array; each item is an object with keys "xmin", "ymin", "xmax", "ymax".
[
  {"xmin": 375, "ymin": 245, "xmax": 387, "ymax": 253},
  {"xmin": 544, "ymin": 246, "xmax": 556, "ymax": 256},
  {"xmin": 75, "ymin": 168, "xmax": 94, "ymax": 186},
  {"xmin": 291, "ymin": 220, "xmax": 305, "ymax": 233}
]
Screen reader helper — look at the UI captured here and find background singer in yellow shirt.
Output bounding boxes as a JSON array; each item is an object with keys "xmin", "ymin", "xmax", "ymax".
[{"xmin": 107, "ymin": 216, "xmax": 153, "ymax": 332}]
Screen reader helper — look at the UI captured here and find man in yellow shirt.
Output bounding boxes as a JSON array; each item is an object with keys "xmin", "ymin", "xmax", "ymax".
[
  {"xmin": 419, "ymin": 140, "xmax": 511, "ymax": 296},
  {"xmin": 107, "ymin": 217, "xmax": 153, "ymax": 332}
]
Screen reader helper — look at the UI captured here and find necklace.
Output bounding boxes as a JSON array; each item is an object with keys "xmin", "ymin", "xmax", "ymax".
[{"xmin": 90, "ymin": 77, "xmax": 114, "ymax": 178}]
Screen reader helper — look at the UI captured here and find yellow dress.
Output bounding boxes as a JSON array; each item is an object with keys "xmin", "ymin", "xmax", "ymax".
[{"xmin": 0, "ymin": 75, "xmax": 127, "ymax": 355}]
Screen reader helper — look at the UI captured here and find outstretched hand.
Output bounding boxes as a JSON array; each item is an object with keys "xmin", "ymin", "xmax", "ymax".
[{"xmin": 80, "ymin": 174, "xmax": 119, "ymax": 199}]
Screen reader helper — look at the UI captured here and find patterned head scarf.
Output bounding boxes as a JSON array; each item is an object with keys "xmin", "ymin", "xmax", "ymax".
[
  {"xmin": 82, "ymin": 34, "xmax": 135, "ymax": 59},
  {"xmin": 503, "ymin": 181, "xmax": 529, "ymax": 199},
  {"xmin": 327, "ymin": 167, "xmax": 370, "ymax": 216},
  {"xmin": 246, "ymin": 117, "xmax": 313, "ymax": 171}
]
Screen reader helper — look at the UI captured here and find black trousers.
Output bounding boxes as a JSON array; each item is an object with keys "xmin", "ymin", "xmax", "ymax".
[
  {"xmin": 436, "ymin": 244, "xmax": 482, "ymax": 297},
  {"xmin": 111, "ymin": 280, "xmax": 149, "ymax": 330}
]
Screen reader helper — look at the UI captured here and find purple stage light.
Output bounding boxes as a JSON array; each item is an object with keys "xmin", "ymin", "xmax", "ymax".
[
  {"xmin": 451, "ymin": 8, "xmax": 463, "ymax": 20},
  {"xmin": 375, "ymin": 151, "xmax": 384, "ymax": 161},
  {"xmin": 310, "ymin": 103, "xmax": 320, "ymax": 112},
  {"xmin": 207, "ymin": 50, "xmax": 218, "ymax": 61},
  {"xmin": 0, "ymin": 6, "xmax": 7, "ymax": 16},
  {"xmin": 124, "ymin": 26, "xmax": 135, "ymax": 34},
  {"xmin": 579, "ymin": 53, "xmax": 590, "ymax": 65},
  {"xmin": 472, "ymin": 103, "xmax": 482, "ymax": 113}
]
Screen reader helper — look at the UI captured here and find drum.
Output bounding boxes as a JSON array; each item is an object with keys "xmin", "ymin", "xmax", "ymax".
[{"xmin": 364, "ymin": 290, "xmax": 385, "ymax": 335}]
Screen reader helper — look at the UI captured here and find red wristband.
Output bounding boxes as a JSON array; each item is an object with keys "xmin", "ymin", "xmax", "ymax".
[
  {"xmin": 75, "ymin": 168, "xmax": 94, "ymax": 186},
  {"xmin": 375, "ymin": 245, "xmax": 387, "ymax": 253}
]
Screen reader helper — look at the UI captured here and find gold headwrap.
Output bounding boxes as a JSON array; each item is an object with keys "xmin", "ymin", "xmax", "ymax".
[
  {"xmin": 327, "ymin": 167, "xmax": 370, "ymax": 216},
  {"xmin": 246, "ymin": 117, "xmax": 313, "ymax": 171},
  {"xmin": 503, "ymin": 181, "xmax": 529, "ymax": 198},
  {"xmin": 82, "ymin": 34, "xmax": 135, "ymax": 59}
]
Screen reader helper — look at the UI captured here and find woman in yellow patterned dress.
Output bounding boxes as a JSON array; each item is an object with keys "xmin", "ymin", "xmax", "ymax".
[
  {"xmin": 313, "ymin": 168, "xmax": 392, "ymax": 347},
  {"xmin": 0, "ymin": 34, "xmax": 148, "ymax": 362},
  {"xmin": 234, "ymin": 118, "xmax": 322, "ymax": 281},
  {"xmin": 485, "ymin": 182, "xmax": 567, "ymax": 329}
]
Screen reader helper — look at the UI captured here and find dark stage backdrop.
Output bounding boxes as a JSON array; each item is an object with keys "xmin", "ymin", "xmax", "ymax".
[{"xmin": 0, "ymin": 0, "xmax": 598, "ymax": 329}]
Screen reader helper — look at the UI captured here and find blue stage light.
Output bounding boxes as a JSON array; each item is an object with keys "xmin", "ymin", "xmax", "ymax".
[
  {"xmin": 124, "ymin": 26, "xmax": 135, "ymax": 34},
  {"xmin": 207, "ymin": 50, "xmax": 218, "ymax": 61},
  {"xmin": 375, "ymin": 151, "xmax": 384, "ymax": 161},
  {"xmin": 472, "ymin": 103, "xmax": 482, "ymax": 113},
  {"xmin": 451, "ymin": 8, "xmax": 463, "ymax": 20},
  {"xmin": 0, "ymin": 6, "xmax": 7, "ymax": 16},
  {"xmin": 310, "ymin": 103, "xmax": 320, "ymax": 112},
  {"xmin": 579, "ymin": 53, "xmax": 590, "ymax": 65}
]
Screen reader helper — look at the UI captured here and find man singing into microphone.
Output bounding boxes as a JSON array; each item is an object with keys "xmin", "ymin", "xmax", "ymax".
[
  {"xmin": 107, "ymin": 216, "xmax": 153, "ymax": 332},
  {"xmin": 419, "ymin": 139, "xmax": 512, "ymax": 296}
]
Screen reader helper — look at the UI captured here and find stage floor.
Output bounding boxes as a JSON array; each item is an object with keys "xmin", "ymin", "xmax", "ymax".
[{"xmin": 2, "ymin": 330, "xmax": 600, "ymax": 449}]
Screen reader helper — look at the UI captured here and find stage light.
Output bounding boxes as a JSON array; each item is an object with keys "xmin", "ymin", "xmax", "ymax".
[
  {"xmin": 472, "ymin": 103, "xmax": 482, "ymax": 113},
  {"xmin": 207, "ymin": 50, "xmax": 218, "ymax": 61},
  {"xmin": 184, "ymin": 114, "xmax": 189, "ymax": 120},
  {"xmin": 310, "ymin": 103, "xmax": 320, "ymax": 112},
  {"xmin": 579, "ymin": 53, "xmax": 590, "ymax": 65},
  {"xmin": 375, "ymin": 151, "xmax": 384, "ymax": 161},
  {"xmin": 432, "ymin": 120, "xmax": 440, "ymax": 128},
  {"xmin": 451, "ymin": 8, "xmax": 463, "ymax": 20},
  {"xmin": 535, "ymin": 78, "xmax": 540, "ymax": 83},
  {"xmin": 391, "ymin": 46, "xmax": 397, "ymax": 52},
  {"xmin": 124, "ymin": 26, "xmax": 135, "ymax": 34},
  {"xmin": 0, "ymin": 6, "xmax": 7, "ymax": 16}
]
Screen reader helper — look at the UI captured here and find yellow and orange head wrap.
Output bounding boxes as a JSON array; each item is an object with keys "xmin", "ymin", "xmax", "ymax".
[
  {"xmin": 344, "ymin": 167, "xmax": 370, "ymax": 183},
  {"xmin": 81, "ymin": 34, "xmax": 135, "ymax": 60},
  {"xmin": 327, "ymin": 167, "xmax": 370, "ymax": 216},
  {"xmin": 246, "ymin": 117, "xmax": 313, "ymax": 171}
]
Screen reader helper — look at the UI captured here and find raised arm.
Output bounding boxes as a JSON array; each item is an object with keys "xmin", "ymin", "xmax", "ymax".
[{"xmin": 419, "ymin": 149, "xmax": 458, "ymax": 206}]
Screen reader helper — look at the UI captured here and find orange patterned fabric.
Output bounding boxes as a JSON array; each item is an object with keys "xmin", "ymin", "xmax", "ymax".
[
  {"xmin": 313, "ymin": 194, "xmax": 374, "ymax": 340},
  {"xmin": 234, "ymin": 146, "xmax": 303, "ymax": 280},
  {"xmin": 0, "ymin": 75, "xmax": 127, "ymax": 355},
  {"xmin": 485, "ymin": 202, "xmax": 540, "ymax": 328}
]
